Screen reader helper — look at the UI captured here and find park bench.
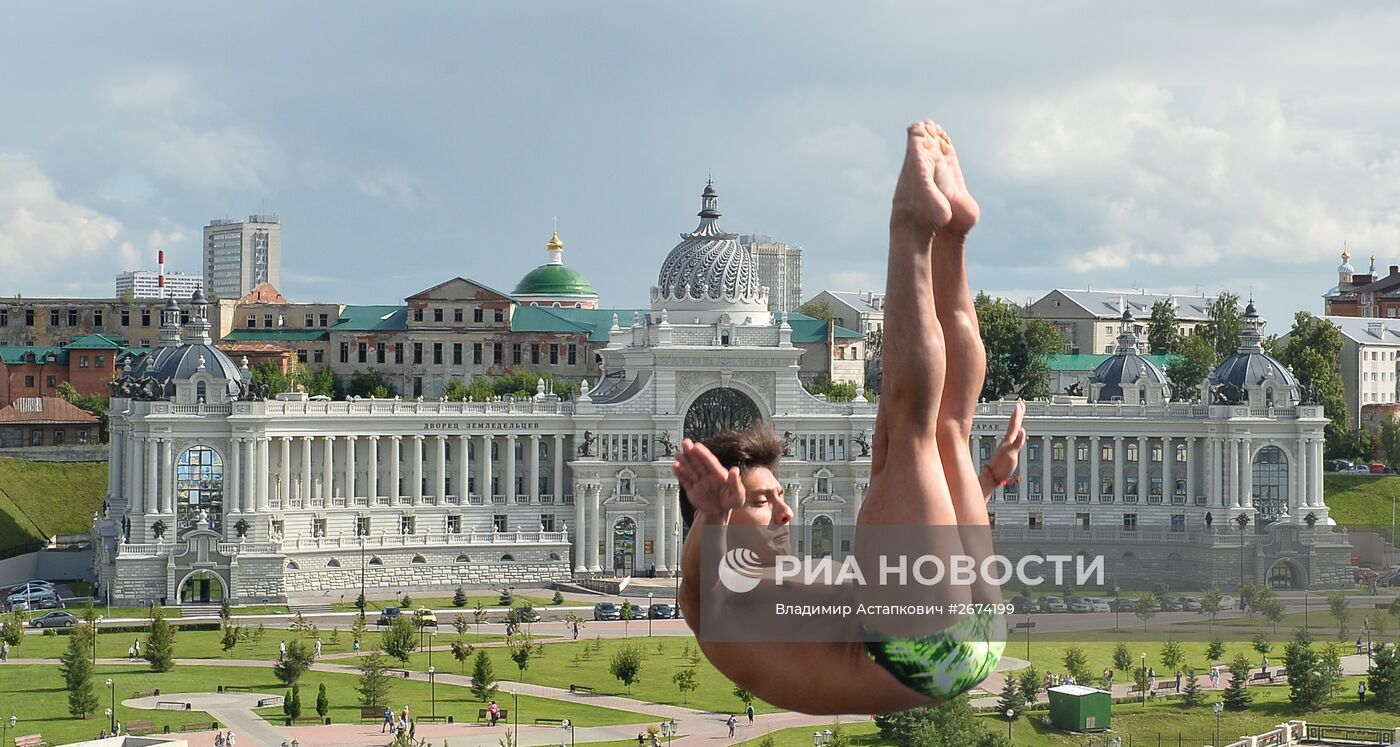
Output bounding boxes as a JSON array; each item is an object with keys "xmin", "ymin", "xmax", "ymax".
[
  {"xmin": 569, "ymin": 683, "xmax": 595, "ymax": 694},
  {"xmin": 387, "ymin": 668, "xmax": 412, "ymax": 678},
  {"xmin": 534, "ymin": 717, "xmax": 567, "ymax": 726},
  {"xmin": 256, "ymin": 697, "xmax": 284, "ymax": 708},
  {"xmin": 132, "ymin": 689, "xmax": 160, "ymax": 698},
  {"xmin": 286, "ymin": 716, "xmax": 323, "ymax": 726},
  {"xmin": 1154, "ymin": 680, "xmax": 1181, "ymax": 693},
  {"xmin": 181, "ymin": 722, "xmax": 217, "ymax": 732},
  {"xmin": 361, "ymin": 706, "xmax": 388, "ymax": 723},
  {"xmin": 156, "ymin": 701, "xmax": 191, "ymax": 710},
  {"xmin": 222, "ymin": 685, "xmax": 252, "ymax": 693},
  {"xmin": 1248, "ymin": 671, "xmax": 1276, "ymax": 684},
  {"xmin": 126, "ymin": 721, "xmax": 157, "ymax": 736},
  {"xmin": 477, "ymin": 708, "xmax": 508, "ymax": 723},
  {"xmin": 14, "ymin": 735, "xmax": 46, "ymax": 747}
]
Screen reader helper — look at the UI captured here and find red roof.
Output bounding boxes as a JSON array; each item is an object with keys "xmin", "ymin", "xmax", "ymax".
[
  {"xmin": 237, "ymin": 283, "xmax": 289, "ymax": 305},
  {"xmin": 0, "ymin": 397, "xmax": 100, "ymax": 425}
]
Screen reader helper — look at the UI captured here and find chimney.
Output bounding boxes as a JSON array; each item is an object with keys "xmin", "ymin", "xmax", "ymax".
[{"xmin": 1390, "ymin": 265, "xmax": 1398, "ymax": 276}]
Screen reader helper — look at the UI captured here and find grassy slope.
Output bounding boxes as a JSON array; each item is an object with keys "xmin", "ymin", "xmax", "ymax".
[
  {"xmin": 1324, "ymin": 474, "xmax": 1400, "ymax": 532},
  {"xmin": 0, "ymin": 457, "xmax": 107, "ymax": 556}
]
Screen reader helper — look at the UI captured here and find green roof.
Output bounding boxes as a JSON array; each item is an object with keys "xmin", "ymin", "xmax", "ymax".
[
  {"xmin": 511, "ymin": 306, "xmax": 648, "ymax": 342},
  {"xmin": 0, "ymin": 346, "xmax": 65, "ymax": 365},
  {"xmin": 331, "ymin": 305, "xmax": 408, "ymax": 332},
  {"xmin": 785, "ymin": 312, "xmax": 864, "ymax": 344},
  {"xmin": 513, "ymin": 264, "xmax": 598, "ymax": 297},
  {"xmin": 66, "ymin": 333, "xmax": 127, "ymax": 350},
  {"xmin": 223, "ymin": 329, "xmax": 331, "ymax": 342},
  {"xmin": 1048, "ymin": 353, "xmax": 1174, "ymax": 372}
]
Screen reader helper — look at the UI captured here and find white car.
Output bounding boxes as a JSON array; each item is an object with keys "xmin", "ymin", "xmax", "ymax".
[
  {"xmin": 6, "ymin": 581, "xmax": 54, "ymax": 596},
  {"xmin": 1068, "ymin": 600, "xmax": 1093, "ymax": 613},
  {"xmin": 1088, "ymin": 599, "xmax": 1111, "ymax": 613},
  {"xmin": 1217, "ymin": 595, "xmax": 1237, "ymax": 610}
]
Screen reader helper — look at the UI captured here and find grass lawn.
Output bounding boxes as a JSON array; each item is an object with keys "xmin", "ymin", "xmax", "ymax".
[
  {"xmin": 332, "ymin": 594, "xmax": 561, "ymax": 614},
  {"xmin": 16, "ymin": 625, "xmax": 512, "ymax": 661},
  {"xmin": 1206, "ymin": 607, "xmax": 1399, "ymax": 635},
  {"xmin": 1018, "ymin": 633, "xmax": 1298, "ymax": 681},
  {"xmin": 737, "ymin": 722, "xmax": 882, "ymax": 746},
  {"xmin": 1323, "ymin": 474, "xmax": 1400, "ymax": 533},
  {"xmin": 354, "ymin": 634, "xmax": 771, "ymax": 715},
  {"xmin": 0, "ymin": 457, "xmax": 106, "ymax": 556}
]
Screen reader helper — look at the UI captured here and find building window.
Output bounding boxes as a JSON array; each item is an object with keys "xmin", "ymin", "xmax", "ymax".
[
  {"xmin": 357, "ymin": 342, "xmax": 368, "ymax": 363},
  {"xmin": 1028, "ymin": 476, "xmax": 1041, "ymax": 496},
  {"xmin": 1052, "ymin": 442, "xmax": 1065, "ymax": 462},
  {"xmin": 1171, "ymin": 514, "xmax": 1186, "ymax": 532},
  {"xmin": 67, "ymin": 309, "xmax": 77, "ymax": 326},
  {"xmin": 453, "ymin": 343, "xmax": 463, "ymax": 365},
  {"xmin": 453, "ymin": 308, "xmax": 463, "ymax": 323},
  {"xmin": 567, "ymin": 344, "xmax": 577, "ymax": 365},
  {"xmin": 340, "ymin": 343, "xmax": 349, "ymax": 363},
  {"xmin": 25, "ymin": 309, "xmax": 35, "ymax": 326},
  {"xmin": 816, "ymin": 475, "xmax": 830, "ymax": 494},
  {"xmin": 376, "ymin": 342, "xmax": 386, "ymax": 364},
  {"xmin": 473, "ymin": 343, "xmax": 483, "ymax": 365},
  {"xmin": 319, "ymin": 313, "xmax": 329, "ymax": 327},
  {"xmin": 1101, "ymin": 476, "xmax": 1114, "ymax": 495},
  {"xmin": 1125, "ymin": 476, "xmax": 1138, "ymax": 497},
  {"xmin": 246, "ymin": 315, "xmax": 257, "ymax": 329},
  {"xmin": 395, "ymin": 343, "xmax": 404, "ymax": 364},
  {"xmin": 494, "ymin": 310, "xmax": 504, "ymax": 323},
  {"xmin": 1126, "ymin": 442, "xmax": 1139, "ymax": 461},
  {"xmin": 473, "ymin": 308, "xmax": 484, "ymax": 323},
  {"xmin": 1175, "ymin": 443, "xmax": 1187, "ymax": 462},
  {"xmin": 1076, "ymin": 442, "xmax": 1089, "ymax": 461},
  {"xmin": 30, "ymin": 431, "xmax": 42, "ymax": 446},
  {"xmin": 494, "ymin": 343, "xmax": 503, "ymax": 364},
  {"xmin": 92, "ymin": 310, "xmax": 102, "ymax": 327},
  {"xmin": 141, "ymin": 309, "xmax": 151, "ymax": 327},
  {"xmin": 313, "ymin": 349, "xmax": 324, "ymax": 364},
  {"xmin": 1028, "ymin": 442, "xmax": 1040, "ymax": 461},
  {"xmin": 541, "ymin": 514, "xmax": 556, "ymax": 532},
  {"xmin": 53, "ymin": 430, "xmax": 65, "ymax": 445},
  {"xmin": 95, "ymin": 355, "xmax": 105, "ymax": 368},
  {"xmin": 46, "ymin": 376, "xmax": 55, "ymax": 388},
  {"xmin": 512, "ymin": 344, "xmax": 522, "ymax": 365},
  {"xmin": 413, "ymin": 343, "xmax": 423, "ymax": 365},
  {"xmin": 305, "ymin": 313, "xmax": 315, "ymax": 327},
  {"xmin": 0, "ymin": 308, "xmax": 7, "ymax": 327},
  {"xmin": 264, "ymin": 313, "xmax": 274, "ymax": 328},
  {"xmin": 50, "ymin": 310, "xmax": 59, "ymax": 326},
  {"xmin": 413, "ymin": 307, "xmax": 424, "ymax": 322},
  {"xmin": 1151, "ymin": 444, "xmax": 1163, "ymax": 462},
  {"xmin": 79, "ymin": 355, "xmax": 89, "ymax": 368},
  {"xmin": 549, "ymin": 344, "xmax": 559, "ymax": 365},
  {"xmin": 313, "ymin": 518, "xmax": 327, "ymax": 538},
  {"xmin": 1075, "ymin": 512, "xmax": 1090, "ymax": 529},
  {"xmin": 400, "ymin": 516, "xmax": 416, "ymax": 535},
  {"xmin": 493, "ymin": 514, "xmax": 507, "ymax": 532},
  {"xmin": 529, "ymin": 344, "xmax": 539, "ymax": 364},
  {"xmin": 434, "ymin": 307, "xmax": 444, "ymax": 323},
  {"xmin": 1101, "ymin": 443, "xmax": 1114, "ymax": 461},
  {"xmin": 1028, "ymin": 512, "xmax": 1042, "ymax": 530},
  {"xmin": 433, "ymin": 343, "xmax": 443, "ymax": 365},
  {"xmin": 446, "ymin": 514, "xmax": 461, "ymax": 533},
  {"xmin": 1123, "ymin": 513, "xmax": 1138, "ymax": 532}
]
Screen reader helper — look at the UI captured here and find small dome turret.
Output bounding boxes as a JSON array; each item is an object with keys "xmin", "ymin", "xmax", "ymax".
[
  {"xmin": 1089, "ymin": 306, "xmax": 1171, "ymax": 403},
  {"xmin": 650, "ymin": 180, "xmax": 770, "ymax": 324},
  {"xmin": 1208, "ymin": 300, "xmax": 1299, "ymax": 405},
  {"xmin": 512, "ymin": 225, "xmax": 600, "ymax": 308}
]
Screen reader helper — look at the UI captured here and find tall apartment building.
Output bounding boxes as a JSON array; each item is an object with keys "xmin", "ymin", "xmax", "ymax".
[
  {"xmin": 741, "ymin": 234, "xmax": 803, "ymax": 312},
  {"xmin": 115, "ymin": 270, "xmax": 204, "ymax": 300},
  {"xmin": 203, "ymin": 215, "xmax": 282, "ymax": 299}
]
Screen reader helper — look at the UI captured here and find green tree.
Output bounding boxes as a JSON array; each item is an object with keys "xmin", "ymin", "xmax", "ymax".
[
  {"xmin": 0, "ymin": 612, "xmax": 24, "ymax": 648},
  {"xmin": 304, "ymin": 368, "xmax": 338, "ymax": 398},
  {"xmin": 453, "ymin": 587, "xmax": 468, "ymax": 607},
  {"xmin": 733, "ymin": 685, "xmax": 753, "ymax": 707},
  {"xmin": 381, "ymin": 614, "xmax": 417, "ymax": 663},
  {"xmin": 1198, "ymin": 588, "xmax": 1224, "ymax": 632},
  {"xmin": 442, "ymin": 378, "xmax": 471, "ymax": 402},
  {"xmin": 451, "ymin": 638, "xmax": 474, "ymax": 673},
  {"xmin": 346, "ymin": 370, "xmax": 397, "ymax": 398},
  {"xmin": 60, "ymin": 629, "xmax": 98, "ymax": 718},
  {"xmin": 1207, "ymin": 638, "xmax": 1226, "ymax": 663},
  {"xmin": 802, "ymin": 376, "xmax": 861, "ymax": 402},
  {"xmin": 610, "ymin": 644, "xmax": 644, "ymax": 694},
  {"xmin": 552, "ymin": 590, "xmax": 565, "ymax": 605},
  {"xmin": 995, "ymin": 672, "xmax": 1024, "ymax": 717},
  {"xmin": 1146, "ymin": 299, "xmax": 1182, "ymax": 355},
  {"xmin": 975, "ymin": 293, "xmax": 1062, "ymax": 400},
  {"xmin": 672, "ymin": 667, "xmax": 699, "ymax": 704},
  {"xmin": 507, "ymin": 630, "xmax": 536, "ymax": 680},
  {"xmin": 316, "ymin": 682, "xmax": 330, "ymax": 719},
  {"xmin": 875, "ymin": 696, "xmax": 1003, "ymax": 747},
  {"xmin": 350, "ymin": 614, "xmax": 367, "ymax": 647},
  {"xmin": 274, "ymin": 638, "xmax": 314, "ymax": 684},
  {"xmin": 470, "ymin": 650, "xmax": 499, "ymax": 702},
  {"xmin": 1181, "ymin": 668, "xmax": 1205, "ymax": 708},
  {"xmin": 251, "ymin": 361, "xmax": 292, "ymax": 398},
  {"xmin": 1160, "ymin": 640, "xmax": 1186, "ymax": 673},
  {"xmin": 221, "ymin": 620, "xmax": 241, "ymax": 652},
  {"xmin": 1251, "ymin": 633, "xmax": 1272, "ymax": 658},
  {"xmin": 1134, "ymin": 592, "xmax": 1159, "ymax": 631},
  {"xmin": 1285, "ymin": 629, "xmax": 1327, "ymax": 711},
  {"xmin": 1221, "ymin": 653, "xmax": 1254, "ymax": 711},
  {"xmin": 473, "ymin": 601, "xmax": 489, "ymax": 640},
  {"xmin": 1017, "ymin": 666, "xmax": 1042, "ymax": 705},
  {"xmin": 1319, "ymin": 642, "xmax": 1345, "ymax": 703},
  {"xmin": 1111, "ymin": 643, "xmax": 1133, "ymax": 673},
  {"xmin": 145, "ymin": 606, "xmax": 176, "ymax": 672},
  {"xmin": 1274, "ymin": 312, "xmax": 1351, "ymax": 457},
  {"xmin": 56, "ymin": 381, "xmax": 110, "ymax": 440},
  {"xmin": 1380, "ymin": 415, "xmax": 1400, "ymax": 470},
  {"xmin": 1167, "ymin": 335, "xmax": 1217, "ymax": 402},
  {"xmin": 1369, "ymin": 642, "xmax": 1400, "ymax": 711},
  {"xmin": 798, "ymin": 299, "xmax": 834, "ymax": 321},
  {"xmin": 453, "ymin": 615, "xmax": 470, "ymax": 637},
  {"xmin": 1258, "ymin": 596, "xmax": 1286, "ymax": 633},
  {"xmin": 286, "ymin": 683, "xmax": 303, "ymax": 720},
  {"xmin": 1199, "ymin": 292, "xmax": 1244, "ymax": 362},
  {"xmin": 1239, "ymin": 583, "xmax": 1260, "ymax": 618},
  {"xmin": 1327, "ymin": 591, "xmax": 1351, "ymax": 641},
  {"xmin": 1062, "ymin": 646, "xmax": 1092, "ymax": 684}
]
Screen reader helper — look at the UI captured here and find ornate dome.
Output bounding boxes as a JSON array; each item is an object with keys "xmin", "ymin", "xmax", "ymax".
[
  {"xmin": 513, "ymin": 230, "xmax": 599, "ymax": 302},
  {"xmin": 653, "ymin": 182, "xmax": 766, "ymax": 307},
  {"xmin": 118, "ymin": 291, "xmax": 245, "ymax": 399},
  {"xmin": 1338, "ymin": 248, "xmax": 1355, "ymax": 277},
  {"xmin": 1208, "ymin": 301, "xmax": 1299, "ymax": 404},
  {"xmin": 1089, "ymin": 307, "xmax": 1170, "ymax": 402}
]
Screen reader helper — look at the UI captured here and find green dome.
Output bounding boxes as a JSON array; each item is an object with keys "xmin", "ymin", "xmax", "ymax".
[{"xmin": 513, "ymin": 263, "xmax": 598, "ymax": 297}]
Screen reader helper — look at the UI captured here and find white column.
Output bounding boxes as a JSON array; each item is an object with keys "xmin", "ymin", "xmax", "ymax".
[
  {"xmin": 1137, "ymin": 437, "xmax": 1148, "ymax": 503},
  {"xmin": 322, "ymin": 436, "xmax": 334, "ymax": 501},
  {"xmin": 1186, "ymin": 437, "xmax": 1196, "ymax": 505},
  {"xmin": 505, "ymin": 434, "xmax": 518, "ymax": 500},
  {"xmin": 574, "ymin": 481, "xmax": 588, "ymax": 572},
  {"xmin": 107, "ymin": 434, "xmax": 121, "ymax": 503},
  {"xmin": 1295, "ymin": 438, "xmax": 1307, "ymax": 514},
  {"xmin": 412, "ymin": 436, "xmax": 424, "ymax": 502},
  {"xmin": 1090, "ymin": 436, "xmax": 1100, "ymax": 502},
  {"xmin": 481, "ymin": 435, "xmax": 493, "ymax": 500},
  {"xmin": 1016, "ymin": 436, "xmax": 1028, "ymax": 501},
  {"xmin": 1067, "ymin": 436, "xmax": 1077, "ymax": 499},
  {"xmin": 226, "ymin": 438, "xmax": 240, "ymax": 515},
  {"xmin": 1040, "ymin": 435, "xmax": 1052, "ymax": 499},
  {"xmin": 458, "ymin": 435, "xmax": 470, "ymax": 500},
  {"xmin": 244, "ymin": 438, "xmax": 257, "ymax": 512},
  {"xmin": 144, "ymin": 437, "xmax": 157, "ymax": 517},
  {"xmin": 257, "ymin": 437, "xmax": 270, "ymax": 511},
  {"xmin": 588, "ymin": 485, "xmax": 602, "ymax": 572},
  {"xmin": 300, "ymin": 437, "xmax": 313, "ymax": 504},
  {"xmin": 1113, "ymin": 436, "xmax": 1124, "ymax": 500},
  {"xmin": 528, "ymin": 434, "xmax": 541, "ymax": 503},
  {"xmin": 1211, "ymin": 437, "xmax": 1224, "ymax": 507},
  {"xmin": 390, "ymin": 436, "xmax": 402, "ymax": 501},
  {"xmin": 127, "ymin": 434, "xmax": 141, "ymax": 514},
  {"xmin": 552, "ymin": 435, "xmax": 564, "ymax": 500},
  {"xmin": 435, "ymin": 435, "xmax": 447, "ymax": 500},
  {"xmin": 344, "ymin": 435, "xmax": 356, "ymax": 502},
  {"xmin": 367, "ymin": 436, "xmax": 380, "ymax": 502},
  {"xmin": 162, "ymin": 439, "xmax": 176, "ymax": 514},
  {"xmin": 1163, "ymin": 436, "xmax": 1173, "ymax": 503},
  {"xmin": 1227, "ymin": 437, "xmax": 1239, "ymax": 508},
  {"xmin": 1312, "ymin": 438, "xmax": 1325, "ymax": 508},
  {"xmin": 1241, "ymin": 437, "xmax": 1253, "ymax": 510},
  {"xmin": 655, "ymin": 482, "xmax": 669, "ymax": 573},
  {"xmin": 279, "ymin": 437, "xmax": 291, "ymax": 506}
]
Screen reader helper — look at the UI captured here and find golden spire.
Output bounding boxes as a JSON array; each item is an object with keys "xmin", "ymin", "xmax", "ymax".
[
  {"xmin": 547, "ymin": 216, "xmax": 563, "ymax": 251},
  {"xmin": 1342, "ymin": 241, "xmax": 1350, "ymax": 261}
]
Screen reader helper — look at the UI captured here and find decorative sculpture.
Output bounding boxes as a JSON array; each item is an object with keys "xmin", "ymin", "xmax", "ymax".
[
  {"xmin": 234, "ymin": 518, "xmax": 250, "ymax": 538},
  {"xmin": 577, "ymin": 430, "xmax": 597, "ymax": 457},
  {"xmin": 655, "ymin": 431, "xmax": 677, "ymax": 457},
  {"xmin": 151, "ymin": 520, "xmax": 167, "ymax": 539},
  {"xmin": 781, "ymin": 430, "xmax": 795, "ymax": 457},
  {"xmin": 850, "ymin": 430, "xmax": 871, "ymax": 457}
]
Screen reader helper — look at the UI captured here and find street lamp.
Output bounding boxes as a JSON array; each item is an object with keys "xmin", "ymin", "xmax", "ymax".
[
  {"xmin": 1140, "ymin": 652, "xmax": 1148, "ymax": 708},
  {"xmin": 1364, "ymin": 617, "xmax": 1374, "ymax": 668},
  {"xmin": 1005, "ymin": 708, "xmax": 1015, "ymax": 741},
  {"xmin": 562, "ymin": 718, "xmax": 575, "ymax": 747},
  {"xmin": 824, "ymin": 728, "xmax": 832, "ymax": 745},
  {"xmin": 5, "ymin": 715, "xmax": 16, "ymax": 747},
  {"xmin": 94, "ymin": 615, "xmax": 104, "ymax": 661},
  {"xmin": 673, "ymin": 522, "xmax": 681, "ymax": 603},
  {"xmin": 359, "ymin": 535, "xmax": 366, "ymax": 620},
  {"xmin": 1213, "ymin": 701, "xmax": 1223, "ymax": 745},
  {"xmin": 104, "ymin": 709, "xmax": 112, "ymax": 733},
  {"xmin": 428, "ymin": 631, "xmax": 435, "ymax": 670},
  {"xmin": 510, "ymin": 689, "xmax": 519, "ymax": 744},
  {"xmin": 660, "ymin": 719, "xmax": 677, "ymax": 747},
  {"xmin": 1236, "ymin": 514, "xmax": 1250, "ymax": 586},
  {"xmin": 106, "ymin": 678, "xmax": 115, "ymax": 732},
  {"xmin": 428, "ymin": 666, "xmax": 436, "ymax": 719},
  {"xmin": 648, "ymin": 592, "xmax": 654, "ymax": 637}
]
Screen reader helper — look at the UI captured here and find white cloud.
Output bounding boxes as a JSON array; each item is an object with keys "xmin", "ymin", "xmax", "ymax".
[
  {"xmin": 138, "ymin": 126, "xmax": 275, "ymax": 192},
  {"xmin": 0, "ymin": 155, "xmax": 122, "ymax": 289},
  {"xmin": 105, "ymin": 69, "xmax": 189, "ymax": 109},
  {"xmin": 354, "ymin": 169, "xmax": 427, "ymax": 210}
]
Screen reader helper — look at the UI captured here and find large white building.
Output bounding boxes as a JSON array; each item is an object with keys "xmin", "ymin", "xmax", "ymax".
[
  {"xmin": 91, "ymin": 188, "xmax": 1352, "ymax": 605},
  {"xmin": 115, "ymin": 271, "xmax": 205, "ymax": 301},
  {"xmin": 203, "ymin": 215, "xmax": 282, "ymax": 300}
]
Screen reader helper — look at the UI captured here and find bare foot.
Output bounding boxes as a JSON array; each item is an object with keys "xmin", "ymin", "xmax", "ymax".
[
  {"xmin": 891, "ymin": 120, "xmax": 953, "ymax": 236},
  {"xmin": 931, "ymin": 124, "xmax": 980, "ymax": 238}
]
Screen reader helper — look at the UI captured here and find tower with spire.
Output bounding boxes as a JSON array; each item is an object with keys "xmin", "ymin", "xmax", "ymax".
[{"xmin": 511, "ymin": 224, "xmax": 600, "ymax": 309}]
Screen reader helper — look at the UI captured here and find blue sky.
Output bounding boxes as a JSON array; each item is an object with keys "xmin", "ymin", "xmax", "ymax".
[{"xmin": 3, "ymin": 2, "xmax": 1399, "ymax": 330}]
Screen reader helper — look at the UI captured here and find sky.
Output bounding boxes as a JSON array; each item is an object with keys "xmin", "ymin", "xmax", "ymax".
[{"xmin": 3, "ymin": 2, "xmax": 1400, "ymax": 330}]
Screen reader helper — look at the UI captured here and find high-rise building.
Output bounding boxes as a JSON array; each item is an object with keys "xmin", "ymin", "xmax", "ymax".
[
  {"xmin": 203, "ymin": 215, "xmax": 282, "ymax": 299},
  {"xmin": 741, "ymin": 234, "xmax": 803, "ymax": 312},
  {"xmin": 115, "ymin": 270, "xmax": 204, "ymax": 300}
]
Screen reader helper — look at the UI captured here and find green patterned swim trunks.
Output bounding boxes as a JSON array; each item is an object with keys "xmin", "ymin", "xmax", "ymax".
[{"xmin": 863, "ymin": 608, "xmax": 1006, "ymax": 700}]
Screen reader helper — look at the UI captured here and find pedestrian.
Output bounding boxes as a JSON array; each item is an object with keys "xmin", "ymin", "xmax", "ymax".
[
  {"xmin": 227, "ymin": 730, "xmax": 235, "ymax": 747},
  {"xmin": 638, "ymin": 731, "xmax": 646, "ymax": 747},
  {"xmin": 488, "ymin": 700, "xmax": 500, "ymax": 727},
  {"xmin": 652, "ymin": 733, "xmax": 661, "ymax": 747},
  {"xmin": 315, "ymin": 637, "xmax": 323, "ymax": 658},
  {"xmin": 382, "ymin": 707, "xmax": 394, "ymax": 733},
  {"xmin": 214, "ymin": 732, "xmax": 224, "ymax": 747},
  {"xmin": 133, "ymin": 639, "xmax": 140, "ymax": 658},
  {"xmin": 573, "ymin": 621, "xmax": 580, "ymax": 640},
  {"xmin": 99, "ymin": 730, "xmax": 108, "ymax": 740},
  {"xmin": 727, "ymin": 714, "xmax": 737, "ymax": 738},
  {"xmin": 1359, "ymin": 681, "xmax": 1368, "ymax": 703},
  {"xmin": 353, "ymin": 638, "xmax": 360, "ymax": 654},
  {"xmin": 1175, "ymin": 671, "xmax": 1182, "ymax": 692},
  {"xmin": 1358, "ymin": 638, "xmax": 1364, "ymax": 655},
  {"xmin": 278, "ymin": 640, "xmax": 286, "ymax": 660},
  {"xmin": 409, "ymin": 718, "xmax": 416, "ymax": 740},
  {"xmin": 746, "ymin": 702, "xmax": 754, "ymax": 723},
  {"xmin": 1, "ymin": 639, "xmax": 9, "ymax": 663},
  {"xmin": 1261, "ymin": 655, "xmax": 1269, "ymax": 675}
]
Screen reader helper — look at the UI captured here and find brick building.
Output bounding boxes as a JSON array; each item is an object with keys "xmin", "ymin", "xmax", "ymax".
[
  {"xmin": 0, "ymin": 396, "xmax": 101, "ymax": 447},
  {"xmin": 0, "ymin": 334, "xmax": 147, "ymax": 408}
]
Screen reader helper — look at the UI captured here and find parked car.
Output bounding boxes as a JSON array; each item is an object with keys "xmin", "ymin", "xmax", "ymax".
[
  {"xmin": 1088, "ymin": 599, "xmax": 1111, "ymax": 613},
  {"xmin": 414, "ymin": 607, "xmax": 438, "ymax": 627},
  {"xmin": 1110, "ymin": 598, "xmax": 1138, "ymax": 612},
  {"xmin": 1354, "ymin": 567, "xmax": 1379, "ymax": 584},
  {"xmin": 28, "ymin": 611, "xmax": 78, "ymax": 629},
  {"xmin": 593, "ymin": 602, "xmax": 621, "ymax": 621},
  {"xmin": 1372, "ymin": 463, "xmax": 1389, "ymax": 474},
  {"xmin": 1217, "ymin": 595, "xmax": 1237, "ymax": 610},
  {"xmin": 8, "ymin": 589, "xmax": 59, "ymax": 610},
  {"xmin": 1011, "ymin": 597, "xmax": 1040, "ymax": 614},
  {"xmin": 510, "ymin": 605, "xmax": 541, "ymax": 623},
  {"xmin": 5, "ymin": 580, "xmax": 54, "ymax": 597},
  {"xmin": 1177, "ymin": 597, "xmax": 1202, "ymax": 612},
  {"xmin": 1068, "ymin": 600, "xmax": 1093, "ymax": 613},
  {"xmin": 1325, "ymin": 459, "xmax": 1353, "ymax": 472},
  {"xmin": 648, "ymin": 603, "xmax": 674, "ymax": 619},
  {"xmin": 1344, "ymin": 465, "xmax": 1372, "ymax": 474},
  {"xmin": 1159, "ymin": 598, "xmax": 1182, "ymax": 612},
  {"xmin": 1041, "ymin": 597, "xmax": 1068, "ymax": 613},
  {"xmin": 376, "ymin": 607, "xmax": 403, "ymax": 626}
]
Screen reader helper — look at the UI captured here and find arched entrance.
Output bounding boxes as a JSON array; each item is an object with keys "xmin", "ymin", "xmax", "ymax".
[
  {"xmin": 178, "ymin": 570, "xmax": 226, "ymax": 603},
  {"xmin": 612, "ymin": 517, "xmax": 637, "ymax": 576},
  {"xmin": 1252, "ymin": 446, "xmax": 1290, "ymax": 523},
  {"xmin": 683, "ymin": 387, "xmax": 762, "ymax": 443},
  {"xmin": 1266, "ymin": 558, "xmax": 1305, "ymax": 590},
  {"xmin": 811, "ymin": 515, "xmax": 835, "ymax": 558}
]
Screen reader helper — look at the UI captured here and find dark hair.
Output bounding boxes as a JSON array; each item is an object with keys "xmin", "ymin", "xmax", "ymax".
[{"xmin": 678, "ymin": 425, "xmax": 783, "ymax": 528}]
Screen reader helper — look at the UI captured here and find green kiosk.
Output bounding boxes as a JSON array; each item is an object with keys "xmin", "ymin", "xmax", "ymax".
[{"xmin": 1047, "ymin": 684, "xmax": 1112, "ymax": 731}]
